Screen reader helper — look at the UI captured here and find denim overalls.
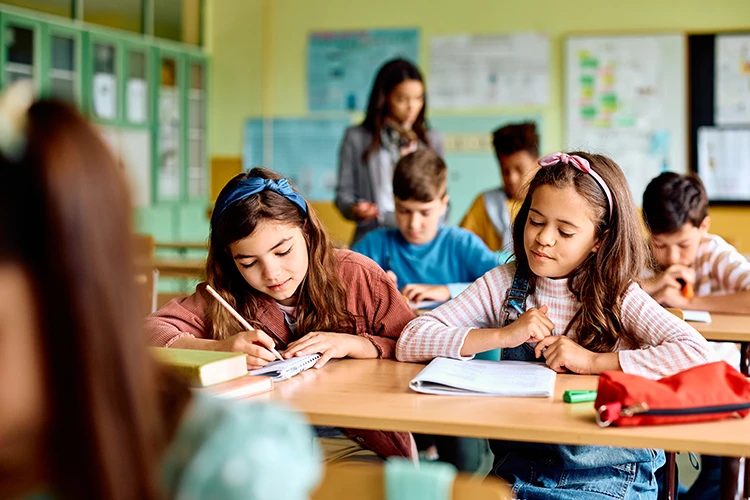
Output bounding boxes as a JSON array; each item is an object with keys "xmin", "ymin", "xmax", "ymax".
[{"xmin": 490, "ymin": 267, "xmax": 665, "ymax": 500}]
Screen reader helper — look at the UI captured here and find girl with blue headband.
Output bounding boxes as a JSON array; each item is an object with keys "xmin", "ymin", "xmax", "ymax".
[{"xmin": 146, "ymin": 167, "xmax": 417, "ymax": 463}]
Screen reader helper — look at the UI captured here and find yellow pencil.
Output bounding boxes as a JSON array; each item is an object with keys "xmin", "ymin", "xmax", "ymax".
[{"xmin": 205, "ymin": 284, "xmax": 284, "ymax": 362}]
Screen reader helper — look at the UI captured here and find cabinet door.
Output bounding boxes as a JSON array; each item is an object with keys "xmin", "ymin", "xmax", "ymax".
[
  {"xmin": 2, "ymin": 16, "xmax": 41, "ymax": 88},
  {"xmin": 187, "ymin": 59, "xmax": 207, "ymax": 200}
]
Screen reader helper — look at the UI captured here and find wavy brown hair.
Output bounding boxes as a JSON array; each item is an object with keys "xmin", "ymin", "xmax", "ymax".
[
  {"xmin": 0, "ymin": 100, "xmax": 184, "ymax": 499},
  {"xmin": 511, "ymin": 151, "xmax": 648, "ymax": 352},
  {"xmin": 361, "ymin": 58, "xmax": 431, "ymax": 162},
  {"xmin": 207, "ymin": 168, "xmax": 356, "ymax": 340}
]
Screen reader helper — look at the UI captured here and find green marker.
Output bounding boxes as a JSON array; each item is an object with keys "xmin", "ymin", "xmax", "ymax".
[{"xmin": 563, "ymin": 390, "xmax": 597, "ymax": 404}]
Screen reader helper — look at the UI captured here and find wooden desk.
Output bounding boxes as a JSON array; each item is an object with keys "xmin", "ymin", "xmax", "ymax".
[
  {"xmin": 257, "ymin": 359, "xmax": 750, "ymax": 459},
  {"xmin": 156, "ymin": 241, "xmax": 208, "ymax": 251},
  {"xmin": 154, "ymin": 258, "xmax": 206, "ymax": 280},
  {"xmin": 690, "ymin": 313, "xmax": 750, "ymax": 376}
]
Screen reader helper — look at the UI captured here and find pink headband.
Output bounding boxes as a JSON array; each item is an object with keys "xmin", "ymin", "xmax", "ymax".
[{"xmin": 537, "ymin": 152, "xmax": 613, "ymax": 219}]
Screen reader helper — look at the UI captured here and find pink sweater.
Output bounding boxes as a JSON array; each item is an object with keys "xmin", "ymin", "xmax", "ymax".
[{"xmin": 397, "ymin": 263, "xmax": 717, "ymax": 379}]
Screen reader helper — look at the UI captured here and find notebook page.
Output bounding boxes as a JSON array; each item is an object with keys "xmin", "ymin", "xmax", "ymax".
[
  {"xmin": 249, "ymin": 353, "xmax": 321, "ymax": 381},
  {"xmin": 410, "ymin": 358, "xmax": 556, "ymax": 397}
]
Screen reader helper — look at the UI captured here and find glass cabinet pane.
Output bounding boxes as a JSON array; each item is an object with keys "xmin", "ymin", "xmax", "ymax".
[
  {"xmin": 188, "ymin": 62, "xmax": 206, "ymax": 198},
  {"xmin": 92, "ymin": 42, "xmax": 117, "ymax": 120},
  {"xmin": 5, "ymin": 25, "xmax": 35, "ymax": 85},
  {"xmin": 157, "ymin": 58, "xmax": 181, "ymax": 201},
  {"xmin": 126, "ymin": 50, "xmax": 147, "ymax": 123},
  {"xmin": 49, "ymin": 34, "xmax": 76, "ymax": 102}
]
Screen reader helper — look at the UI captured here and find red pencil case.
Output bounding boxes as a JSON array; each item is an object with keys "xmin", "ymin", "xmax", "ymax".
[{"xmin": 595, "ymin": 361, "xmax": 750, "ymax": 427}]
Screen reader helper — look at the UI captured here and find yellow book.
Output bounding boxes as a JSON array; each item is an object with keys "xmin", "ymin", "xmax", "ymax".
[{"xmin": 151, "ymin": 347, "xmax": 247, "ymax": 387}]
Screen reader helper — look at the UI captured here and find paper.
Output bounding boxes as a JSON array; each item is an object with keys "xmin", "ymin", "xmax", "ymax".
[
  {"xmin": 307, "ymin": 29, "xmax": 419, "ymax": 112},
  {"xmin": 697, "ymin": 127, "xmax": 750, "ymax": 201},
  {"xmin": 683, "ymin": 310, "xmax": 712, "ymax": 323},
  {"xmin": 412, "ymin": 300, "xmax": 444, "ymax": 310},
  {"xmin": 250, "ymin": 353, "xmax": 321, "ymax": 382},
  {"xmin": 409, "ymin": 358, "xmax": 556, "ymax": 397},
  {"xmin": 715, "ymin": 34, "xmax": 750, "ymax": 125},
  {"xmin": 430, "ymin": 33, "xmax": 550, "ymax": 108},
  {"xmin": 93, "ymin": 72, "xmax": 117, "ymax": 120},
  {"xmin": 244, "ymin": 118, "xmax": 351, "ymax": 201},
  {"xmin": 127, "ymin": 78, "xmax": 148, "ymax": 123},
  {"xmin": 565, "ymin": 35, "xmax": 686, "ymax": 202}
]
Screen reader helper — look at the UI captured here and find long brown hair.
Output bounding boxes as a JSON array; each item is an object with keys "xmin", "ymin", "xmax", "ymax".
[
  {"xmin": 0, "ymin": 100, "xmax": 180, "ymax": 499},
  {"xmin": 511, "ymin": 151, "xmax": 648, "ymax": 352},
  {"xmin": 207, "ymin": 168, "xmax": 356, "ymax": 340},
  {"xmin": 361, "ymin": 58, "xmax": 430, "ymax": 162}
]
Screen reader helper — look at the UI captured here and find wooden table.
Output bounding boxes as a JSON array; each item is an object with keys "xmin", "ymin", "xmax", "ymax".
[
  {"xmin": 689, "ymin": 313, "xmax": 750, "ymax": 498},
  {"xmin": 156, "ymin": 241, "xmax": 208, "ymax": 251},
  {"xmin": 154, "ymin": 258, "xmax": 206, "ymax": 280},
  {"xmin": 257, "ymin": 359, "xmax": 750, "ymax": 459}
]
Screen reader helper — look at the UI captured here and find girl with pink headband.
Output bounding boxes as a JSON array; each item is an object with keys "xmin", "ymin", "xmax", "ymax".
[{"xmin": 397, "ymin": 151, "xmax": 715, "ymax": 499}]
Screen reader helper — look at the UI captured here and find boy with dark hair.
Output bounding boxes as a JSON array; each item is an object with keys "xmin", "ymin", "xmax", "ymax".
[
  {"xmin": 352, "ymin": 148, "xmax": 497, "ymax": 472},
  {"xmin": 641, "ymin": 172, "xmax": 750, "ymax": 313},
  {"xmin": 460, "ymin": 122, "xmax": 539, "ymax": 255},
  {"xmin": 353, "ymin": 149, "xmax": 499, "ymax": 305}
]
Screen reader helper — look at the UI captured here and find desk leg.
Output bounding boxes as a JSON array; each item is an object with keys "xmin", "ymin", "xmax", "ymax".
[{"xmin": 664, "ymin": 452, "xmax": 676, "ymax": 500}]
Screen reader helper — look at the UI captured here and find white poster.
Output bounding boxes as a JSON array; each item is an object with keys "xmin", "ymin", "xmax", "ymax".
[
  {"xmin": 715, "ymin": 34, "xmax": 750, "ymax": 125},
  {"xmin": 697, "ymin": 127, "xmax": 750, "ymax": 201},
  {"xmin": 429, "ymin": 33, "xmax": 549, "ymax": 108},
  {"xmin": 93, "ymin": 72, "xmax": 117, "ymax": 120}
]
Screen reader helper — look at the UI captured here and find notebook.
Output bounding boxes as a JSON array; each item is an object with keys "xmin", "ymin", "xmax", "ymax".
[
  {"xmin": 151, "ymin": 347, "xmax": 248, "ymax": 387},
  {"xmin": 193, "ymin": 374, "xmax": 273, "ymax": 399},
  {"xmin": 683, "ymin": 310, "xmax": 712, "ymax": 323},
  {"xmin": 409, "ymin": 357, "xmax": 556, "ymax": 397},
  {"xmin": 249, "ymin": 353, "xmax": 321, "ymax": 382}
]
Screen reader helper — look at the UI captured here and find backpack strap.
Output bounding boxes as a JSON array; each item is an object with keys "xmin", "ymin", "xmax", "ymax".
[{"xmin": 502, "ymin": 266, "xmax": 530, "ymax": 327}]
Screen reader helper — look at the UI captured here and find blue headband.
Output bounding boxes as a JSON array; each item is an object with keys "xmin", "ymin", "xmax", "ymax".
[{"xmin": 212, "ymin": 177, "xmax": 308, "ymax": 226}]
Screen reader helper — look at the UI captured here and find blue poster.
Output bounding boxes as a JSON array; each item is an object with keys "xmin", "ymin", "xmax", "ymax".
[
  {"xmin": 308, "ymin": 29, "xmax": 419, "ymax": 112},
  {"xmin": 244, "ymin": 118, "xmax": 353, "ymax": 201}
]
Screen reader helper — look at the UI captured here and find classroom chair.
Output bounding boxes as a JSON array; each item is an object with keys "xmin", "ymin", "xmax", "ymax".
[
  {"xmin": 133, "ymin": 234, "xmax": 158, "ymax": 318},
  {"xmin": 311, "ymin": 462, "xmax": 511, "ymax": 500}
]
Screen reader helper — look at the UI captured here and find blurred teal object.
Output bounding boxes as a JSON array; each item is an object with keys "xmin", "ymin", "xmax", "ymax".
[
  {"xmin": 385, "ymin": 457, "xmax": 456, "ymax": 500},
  {"xmin": 162, "ymin": 395, "xmax": 322, "ymax": 500},
  {"xmin": 474, "ymin": 349, "xmax": 501, "ymax": 361}
]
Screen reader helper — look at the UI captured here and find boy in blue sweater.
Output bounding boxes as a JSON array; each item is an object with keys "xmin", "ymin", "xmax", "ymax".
[
  {"xmin": 352, "ymin": 149, "xmax": 499, "ymax": 306},
  {"xmin": 351, "ymin": 148, "xmax": 497, "ymax": 473}
]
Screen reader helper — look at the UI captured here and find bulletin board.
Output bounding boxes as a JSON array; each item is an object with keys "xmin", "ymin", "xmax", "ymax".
[
  {"xmin": 689, "ymin": 32, "xmax": 750, "ymax": 204},
  {"xmin": 564, "ymin": 34, "xmax": 687, "ymax": 203}
]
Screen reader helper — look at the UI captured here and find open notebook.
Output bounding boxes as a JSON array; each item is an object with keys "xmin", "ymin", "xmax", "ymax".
[
  {"xmin": 249, "ymin": 353, "xmax": 320, "ymax": 382},
  {"xmin": 410, "ymin": 358, "xmax": 556, "ymax": 397},
  {"xmin": 683, "ymin": 310, "xmax": 712, "ymax": 323}
]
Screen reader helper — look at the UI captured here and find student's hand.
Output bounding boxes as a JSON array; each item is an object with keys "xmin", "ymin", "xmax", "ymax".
[
  {"xmin": 652, "ymin": 285, "xmax": 690, "ymax": 309},
  {"xmin": 643, "ymin": 265, "xmax": 695, "ymax": 295},
  {"xmin": 216, "ymin": 330, "xmax": 278, "ymax": 370},
  {"xmin": 353, "ymin": 201, "xmax": 379, "ymax": 221},
  {"xmin": 533, "ymin": 336, "xmax": 596, "ymax": 374},
  {"xmin": 501, "ymin": 305, "xmax": 554, "ymax": 348},
  {"xmin": 284, "ymin": 331, "xmax": 376, "ymax": 369},
  {"xmin": 401, "ymin": 284, "xmax": 451, "ymax": 303},
  {"xmin": 386, "ymin": 270, "xmax": 399, "ymax": 288}
]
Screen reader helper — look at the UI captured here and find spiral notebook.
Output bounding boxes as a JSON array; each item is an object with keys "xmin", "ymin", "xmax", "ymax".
[{"xmin": 249, "ymin": 353, "xmax": 321, "ymax": 382}]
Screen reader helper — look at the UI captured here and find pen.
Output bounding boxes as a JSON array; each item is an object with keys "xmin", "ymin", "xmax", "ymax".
[
  {"xmin": 509, "ymin": 301, "xmax": 525, "ymax": 315},
  {"xmin": 205, "ymin": 284, "xmax": 284, "ymax": 362},
  {"xmin": 563, "ymin": 390, "xmax": 597, "ymax": 403}
]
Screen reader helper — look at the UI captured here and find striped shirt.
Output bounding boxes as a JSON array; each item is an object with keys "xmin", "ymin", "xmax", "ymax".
[
  {"xmin": 692, "ymin": 234, "xmax": 750, "ymax": 295},
  {"xmin": 396, "ymin": 263, "xmax": 716, "ymax": 379}
]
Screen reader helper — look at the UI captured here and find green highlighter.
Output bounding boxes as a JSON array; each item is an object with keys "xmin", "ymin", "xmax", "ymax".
[{"xmin": 563, "ymin": 390, "xmax": 597, "ymax": 404}]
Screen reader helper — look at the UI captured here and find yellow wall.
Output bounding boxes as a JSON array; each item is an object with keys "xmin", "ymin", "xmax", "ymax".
[{"xmin": 206, "ymin": 0, "xmax": 750, "ymax": 251}]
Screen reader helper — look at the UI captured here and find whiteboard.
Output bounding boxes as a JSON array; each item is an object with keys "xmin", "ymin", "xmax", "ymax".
[{"xmin": 564, "ymin": 34, "xmax": 687, "ymax": 203}]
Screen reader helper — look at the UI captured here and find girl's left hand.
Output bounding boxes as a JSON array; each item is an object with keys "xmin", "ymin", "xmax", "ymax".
[
  {"xmin": 533, "ymin": 336, "xmax": 597, "ymax": 374},
  {"xmin": 284, "ymin": 332, "xmax": 363, "ymax": 369}
]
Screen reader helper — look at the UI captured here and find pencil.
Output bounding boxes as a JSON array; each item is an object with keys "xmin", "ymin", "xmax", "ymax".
[{"xmin": 205, "ymin": 284, "xmax": 284, "ymax": 361}]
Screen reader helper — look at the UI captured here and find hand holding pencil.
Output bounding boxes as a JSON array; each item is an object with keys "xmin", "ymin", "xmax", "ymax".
[{"xmin": 205, "ymin": 284, "xmax": 284, "ymax": 369}]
